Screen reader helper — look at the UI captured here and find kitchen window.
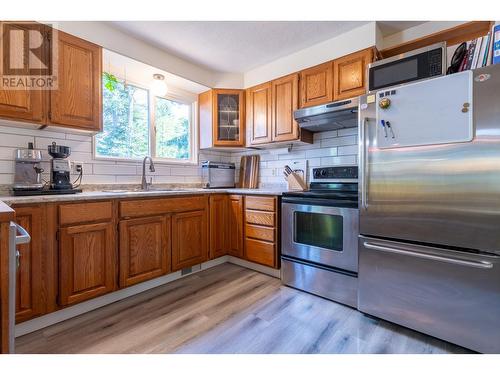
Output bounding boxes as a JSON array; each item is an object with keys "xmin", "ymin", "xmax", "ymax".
[{"xmin": 95, "ymin": 73, "xmax": 197, "ymax": 164}]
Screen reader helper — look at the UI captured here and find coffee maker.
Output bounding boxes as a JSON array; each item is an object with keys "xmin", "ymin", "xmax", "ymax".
[
  {"xmin": 48, "ymin": 142, "xmax": 82, "ymax": 193},
  {"xmin": 12, "ymin": 142, "xmax": 44, "ymax": 193}
]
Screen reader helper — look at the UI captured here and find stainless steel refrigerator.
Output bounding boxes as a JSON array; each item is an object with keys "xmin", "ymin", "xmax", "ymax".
[{"xmin": 358, "ymin": 64, "xmax": 500, "ymax": 353}]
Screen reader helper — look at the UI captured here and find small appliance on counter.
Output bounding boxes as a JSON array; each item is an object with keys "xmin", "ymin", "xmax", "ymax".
[
  {"xmin": 12, "ymin": 142, "xmax": 82, "ymax": 196},
  {"xmin": 201, "ymin": 161, "xmax": 235, "ymax": 188},
  {"xmin": 48, "ymin": 142, "xmax": 82, "ymax": 193},
  {"xmin": 12, "ymin": 142, "xmax": 44, "ymax": 194}
]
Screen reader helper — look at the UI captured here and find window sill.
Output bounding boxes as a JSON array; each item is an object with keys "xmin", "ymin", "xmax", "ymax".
[{"xmin": 93, "ymin": 155, "xmax": 199, "ymax": 166}]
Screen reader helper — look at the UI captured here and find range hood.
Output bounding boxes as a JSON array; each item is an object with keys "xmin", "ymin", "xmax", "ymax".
[{"xmin": 294, "ymin": 97, "xmax": 359, "ymax": 132}]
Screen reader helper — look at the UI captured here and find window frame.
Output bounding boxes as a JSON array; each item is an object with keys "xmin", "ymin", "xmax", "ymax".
[{"xmin": 93, "ymin": 75, "xmax": 198, "ymax": 166}]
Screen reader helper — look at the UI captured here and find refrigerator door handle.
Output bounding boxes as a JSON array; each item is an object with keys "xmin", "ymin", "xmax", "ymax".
[
  {"xmin": 360, "ymin": 117, "xmax": 373, "ymax": 210},
  {"xmin": 363, "ymin": 241, "xmax": 494, "ymax": 269},
  {"xmin": 14, "ymin": 223, "xmax": 31, "ymax": 245}
]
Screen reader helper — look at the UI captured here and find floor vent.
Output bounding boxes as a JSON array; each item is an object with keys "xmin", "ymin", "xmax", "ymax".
[{"xmin": 181, "ymin": 264, "xmax": 201, "ymax": 275}]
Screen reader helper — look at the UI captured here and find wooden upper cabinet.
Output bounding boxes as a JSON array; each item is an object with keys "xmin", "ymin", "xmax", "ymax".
[
  {"xmin": 213, "ymin": 89, "xmax": 245, "ymax": 147},
  {"xmin": 14, "ymin": 206, "xmax": 43, "ymax": 323},
  {"xmin": 171, "ymin": 209, "xmax": 209, "ymax": 271},
  {"xmin": 50, "ymin": 31, "xmax": 102, "ymax": 131},
  {"xmin": 119, "ymin": 216, "xmax": 171, "ymax": 288},
  {"xmin": 0, "ymin": 22, "xmax": 46, "ymax": 124},
  {"xmin": 271, "ymin": 73, "xmax": 299, "ymax": 142},
  {"xmin": 227, "ymin": 195, "xmax": 244, "ymax": 258},
  {"xmin": 59, "ymin": 222, "xmax": 116, "ymax": 306},
  {"xmin": 209, "ymin": 195, "xmax": 228, "ymax": 259},
  {"xmin": 299, "ymin": 61, "xmax": 333, "ymax": 108},
  {"xmin": 333, "ymin": 48, "xmax": 373, "ymax": 100},
  {"xmin": 247, "ymin": 82, "xmax": 272, "ymax": 145},
  {"xmin": 199, "ymin": 89, "xmax": 245, "ymax": 148}
]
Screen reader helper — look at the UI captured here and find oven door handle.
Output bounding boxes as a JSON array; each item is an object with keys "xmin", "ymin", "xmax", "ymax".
[{"xmin": 363, "ymin": 241, "xmax": 494, "ymax": 269}]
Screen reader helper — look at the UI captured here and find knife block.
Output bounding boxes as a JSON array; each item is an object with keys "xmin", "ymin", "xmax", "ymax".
[{"xmin": 286, "ymin": 171, "xmax": 307, "ymax": 191}]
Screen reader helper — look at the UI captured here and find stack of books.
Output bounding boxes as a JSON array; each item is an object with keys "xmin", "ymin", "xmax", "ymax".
[{"xmin": 455, "ymin": 22, "xmax": 500, "ymax": 71}]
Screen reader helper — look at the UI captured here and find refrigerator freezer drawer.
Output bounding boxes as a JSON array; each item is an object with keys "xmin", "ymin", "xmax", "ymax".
[
  {"xmin": 281, "ymin": 257, "xmax": 358, "ymax": 308},
  {"xmin": 358, "ymin": 236, "xmax": 500, "ymax": 353}
]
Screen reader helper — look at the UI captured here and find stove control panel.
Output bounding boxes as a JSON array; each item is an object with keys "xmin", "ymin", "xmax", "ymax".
[{"xmin": 311, "ymin": 165, "xmax": 358, "ymax": 181}]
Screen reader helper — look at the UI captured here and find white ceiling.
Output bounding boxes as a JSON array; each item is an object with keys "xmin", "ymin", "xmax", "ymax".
[
  {"xmin": 108, "ymin": 21, "xmax": 370, "ymax": 74},
  {"xmin": 103, "ymin": 49, "xmax": 209, "ymax": 96}
]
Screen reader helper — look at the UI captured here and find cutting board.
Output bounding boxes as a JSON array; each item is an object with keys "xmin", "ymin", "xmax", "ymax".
[{"xmin": 238, "ymin": 155, "xmax": 260, "ymax": 188}]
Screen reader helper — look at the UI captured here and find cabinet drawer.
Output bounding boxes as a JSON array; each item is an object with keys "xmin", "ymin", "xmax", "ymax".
[
  {"xmin": 245, "ymin": 238, "xmax": 275, "ymax": 267},
  {"xmin": 245, "ymin": 224, "xmax": 275, "ymax": 242},
  {"xmin": 120, "ymin": 195, "xmax": 207, "ymax": 218},
  {"xmin": 245, "ymin": 196, "xmax": 276, "ymax": 212},
  {"xmin": 59, "ymin": 201, "xmax": 113, "ymax": 225},
  {"xmin": 245, "ymin": 210, "xmax": 275, "ymax": 227}
]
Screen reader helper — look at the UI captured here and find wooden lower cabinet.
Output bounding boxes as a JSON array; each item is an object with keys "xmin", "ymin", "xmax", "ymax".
[
  {"xmin": 172, "ymin": 209, "xmax": 209, "ymax": 271},
  {"xmin": 245, "ymin": 238, "xmax": 276, "ymax": 267},
  {"xmin": 11, "ymin": 193, "xmax": 280, "ymax": 324},
  {"xmin": 227, "ymin": 195, "xmax": 244, "ymax": 258},
  {"xmin": 59, "ymin": 222, "xmax": 116, "ymax": 306},
  {"xmin": 244, "ymin": 196, "xmax": 279, "ymax": 268},
  {"xmin": 209, "ymin": 194, "xmax": 244, "ymax": 259},
  {"xmin": 14, "ymin": 206, "xmax": 43, "ymax": 323},
  {"xmin": 119, "ymin": 216, "xmax": 171, "ymax": 287},
  {"xmin": 209, "ymin": 195, "xmax": 228, "ymax": 259},
  {"xmin": 0, "ymin": 212, "xmax": 14, "ymax": 353}
]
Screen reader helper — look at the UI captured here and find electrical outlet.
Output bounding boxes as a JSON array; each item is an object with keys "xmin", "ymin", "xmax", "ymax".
[{"xmin": 72, "ymin": 161, "xmax": 83, "ymax": 173}]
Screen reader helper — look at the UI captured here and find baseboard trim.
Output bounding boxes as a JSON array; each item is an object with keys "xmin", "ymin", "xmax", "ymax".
[
  {"xmin": 227, "ymin": 256, "xmax": 281, "ymax": 278},
  {"xmin": 15, "ymin": 256, "xmax": 229, "ymax": 338}
]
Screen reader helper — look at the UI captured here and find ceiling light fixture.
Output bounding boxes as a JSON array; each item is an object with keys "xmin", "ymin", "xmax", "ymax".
[{"xmin": 151, "ymin": 73, "xmax": 167, "ymax": 97}]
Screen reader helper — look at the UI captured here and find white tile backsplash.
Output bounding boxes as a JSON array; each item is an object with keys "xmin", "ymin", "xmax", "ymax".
[
  {"xmin": 0, "ymin": 121, "xmax": 359, "ymax": 188},
  {"xmin": 230, "ymin": 127, "xmax": 359, "ymax": 186}
]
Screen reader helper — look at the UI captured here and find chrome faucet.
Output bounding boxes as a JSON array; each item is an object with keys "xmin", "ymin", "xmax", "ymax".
[{"xmin": 141, "ymin": 156, "xmax": 156, "ymax": 190}]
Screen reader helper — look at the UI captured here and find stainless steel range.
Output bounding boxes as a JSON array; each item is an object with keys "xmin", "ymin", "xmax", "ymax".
[{"xmin": 281, "ymin": 165, "xmax": 359, "ymax": 307}]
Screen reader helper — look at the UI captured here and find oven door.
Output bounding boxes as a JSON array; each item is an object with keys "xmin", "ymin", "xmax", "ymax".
[{"xmin": 281, "ymin": 201, "xmax": 359, "ymax": 273}]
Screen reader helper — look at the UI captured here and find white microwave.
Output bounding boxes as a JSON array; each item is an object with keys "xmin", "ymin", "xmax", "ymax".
[{"xmin": 368, "ymin": 42, "xmax": 446, "ymax": 92}]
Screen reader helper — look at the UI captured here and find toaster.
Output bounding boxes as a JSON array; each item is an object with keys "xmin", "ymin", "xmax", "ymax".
[{"xmin": 201, "ymin": 161, "xmax": 235, "ymax": 188}]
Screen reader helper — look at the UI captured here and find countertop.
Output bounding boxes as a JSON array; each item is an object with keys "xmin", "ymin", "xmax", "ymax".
[
  {"xmin": 0, "ymin": 201, "xmax": 15, "ymax": 221},
  {"xmin": 0, "ymin": 187, "xmax": 284, "ymax": 206}
]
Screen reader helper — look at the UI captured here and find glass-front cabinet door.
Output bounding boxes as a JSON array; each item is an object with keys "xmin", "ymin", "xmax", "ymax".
[{"xmin": 213, "ymin": 89, "xmax": 245, "ymax": 147}]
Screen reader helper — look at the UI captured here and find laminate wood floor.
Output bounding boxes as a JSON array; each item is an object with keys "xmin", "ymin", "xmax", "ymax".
[{"xmin": 16, "ymin": 263, "xmax": 472, "ymax": 354}]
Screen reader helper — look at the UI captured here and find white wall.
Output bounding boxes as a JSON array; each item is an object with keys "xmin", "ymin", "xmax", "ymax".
[
  {"xmin": 227, "ymin": 128, "xmax": 359, "ymax": 188},
  {"xmin": 243, "ymin": 22, "xmax": 377, "ymax": 88}
]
